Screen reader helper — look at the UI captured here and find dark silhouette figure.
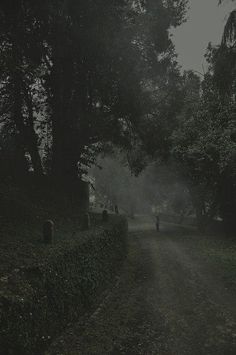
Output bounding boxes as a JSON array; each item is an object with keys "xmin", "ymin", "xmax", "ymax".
[
  {"xmin": 102, "ymin": 209, "xmax": 109, "ymax": 222},
  {"xmin": 156, "ymin": 215, "xmax": 160, "ymax": 232},
  {"xmin": 115, "ymin": 205, "xmax": 119, "ymax": 214}
]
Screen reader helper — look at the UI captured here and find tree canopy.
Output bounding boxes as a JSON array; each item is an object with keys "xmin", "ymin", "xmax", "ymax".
[{"xmin": 0, "ymin": 0, "xmax": 187, "ymax": 181}]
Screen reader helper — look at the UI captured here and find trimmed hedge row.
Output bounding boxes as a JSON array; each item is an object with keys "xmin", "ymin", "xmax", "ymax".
[{"xmin": 0, "ymin": 215, "xmax": 128, "ymax": 354}]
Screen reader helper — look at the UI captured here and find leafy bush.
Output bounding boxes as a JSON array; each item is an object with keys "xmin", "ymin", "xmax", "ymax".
[{"xmin": 0, "ymin": 215, "xmax": 128, "ymax": 354}]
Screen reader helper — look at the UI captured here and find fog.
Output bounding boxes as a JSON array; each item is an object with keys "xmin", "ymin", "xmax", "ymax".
[{"xmin": 90, "ymin": 153, "xmax": 193, "ymax": 221}]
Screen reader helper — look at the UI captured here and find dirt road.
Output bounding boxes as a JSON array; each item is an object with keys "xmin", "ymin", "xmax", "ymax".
[{"xmin": 47, "ymin": 217, "xmax": 236, "ymax": 355}]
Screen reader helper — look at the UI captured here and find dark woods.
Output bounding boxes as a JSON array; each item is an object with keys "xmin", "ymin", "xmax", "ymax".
[
  {"xmin": 0, "ymin": 0, "xmax": 185, "ymax": 179},
  {"xmin": 0, "ymin": 0, "xmax": 235, "ymax": 233}
]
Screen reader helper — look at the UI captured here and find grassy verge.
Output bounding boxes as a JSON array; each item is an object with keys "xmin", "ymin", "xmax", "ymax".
[
  {"xmin": 0, "ymin": 182, "xmax": 128, "ymax": 354},
  {"xmin": 0, "ymin": 215, "xmax": 128, "ymax": 354}
]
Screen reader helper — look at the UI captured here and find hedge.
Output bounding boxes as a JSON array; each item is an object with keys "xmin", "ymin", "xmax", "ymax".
[{"xmin": 0, "ymin": 215, "xmax": 128, "ymax": 354}]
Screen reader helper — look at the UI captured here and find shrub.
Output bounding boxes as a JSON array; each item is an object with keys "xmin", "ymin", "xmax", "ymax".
[{"xmin": 0, "ymin": 215, "xmax": 128, "ymax": 354}]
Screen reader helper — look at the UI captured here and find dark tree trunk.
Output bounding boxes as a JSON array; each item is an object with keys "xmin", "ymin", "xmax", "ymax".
[
  {"xmin": 11, "ymin": 38, "xmax": 43, "ymax": 178},
  {"xmin": 27, "ymin": 127, "xmax": 44, "ymax": 177},
  {"xmin": 12, "ymin": 69, "xmax": 29, "ymax": 179},
  {"xmin": 24, "ymin": 86, "xmax": 44, "ymax": 177},
  {"xmin": 51, "ymin": 51, "xmax": 68, "ymax": 179}
]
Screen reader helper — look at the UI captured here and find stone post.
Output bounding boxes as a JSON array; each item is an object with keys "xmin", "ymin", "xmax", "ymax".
[
  {"xmin": 82, "ymin": 213, "xmax": 91, "ymax": 230},
  {"xmin": 43, "ymin": 220, "xmax": 54, "ymax": 244}
]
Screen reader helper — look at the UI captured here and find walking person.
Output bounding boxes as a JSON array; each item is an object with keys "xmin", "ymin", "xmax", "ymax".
[{"xmin": 156, "ymin": 215, "xmax": 160, "ymax": 231}]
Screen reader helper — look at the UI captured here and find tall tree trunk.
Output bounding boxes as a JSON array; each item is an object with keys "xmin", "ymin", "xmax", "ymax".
[
  {"xmin": 23, "ymin": 86, "xmax": 44, "ymax": 177},
  {"xmin": 12, "ymin": 67, "xmax": 43, "ymax": 177},
  {"xmin": 12, "ymin": 68, "xmax": 29, "ymax": 179},
  {"xmin": 51, "ymin": 49, "xmax": 66, "ymax": 179},
  {"xmin": 26, "ymin": 126, "xmax": 44, "ymax": 177}
]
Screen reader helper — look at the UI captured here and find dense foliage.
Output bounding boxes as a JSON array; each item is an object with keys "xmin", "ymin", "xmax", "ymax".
[
  {"xmin": 0, "ymin": 215, "xmax": 128, "ymax": 354},
  {"xmin": 0, "ymin": 0, "xmax": 235, "ymax": 232},
  {"xmin": 123, "ymin": 2, "xmax": 236, "ymax": 233},
  {"xmin": 169, "ymin": 1, "xmax": 236, "ymax": 233},
  {"xmin": 0, "ymin": 0, "xmax": 187, "ymax": 181},
  {"xmin": 172, "ymin": 71, "xmax": 236, "ymax": 232}
]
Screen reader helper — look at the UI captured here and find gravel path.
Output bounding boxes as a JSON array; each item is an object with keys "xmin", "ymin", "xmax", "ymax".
[{"xmin": 47, "ymin": 219, "xmax": 236, "ymax": 355}]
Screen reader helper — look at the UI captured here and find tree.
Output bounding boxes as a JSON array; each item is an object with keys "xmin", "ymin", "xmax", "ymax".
[
  {"xmin": 172, "ymin": 72, "xmax": 236, "ymax": 232},
  {"xmin": 45, "ymin": 0, "xmax": 188, "ymax": 179},
  {"xmin": 219, "ymin": 0, "xmax": 236, "ymax": 46},
  {"xmin": 212, "ymin": 1, "xmax": 236, "ymax": 96},
  {"xmin": 0, "ymin": 1, "xmax": 49, "ymax": 177},
  {"xmin": 0, "ymin": 0, "xmax": 187, "ymax": 182}
]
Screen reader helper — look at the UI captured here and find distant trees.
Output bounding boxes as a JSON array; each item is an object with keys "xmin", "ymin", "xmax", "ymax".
[
  {"xmin": 0, "ymin": 0, "xmax": 187, "ymax": 182},
  {"xmin": 127, "ymin": 54, "xmax": 235, "ymax": 233},
  {"xmin": 1, "ymin": 1, "xmax": 235, "ymax": 234},
  {"xmin": 172, "ymin": 70, "xmax": 236, "ymax": 232},
  {"xmin": 169, "ymin": 3, "xmax": 236, "ymax": 232},
  {"xmin": 91, "ymin": 1, "xmax": 236, "ymax": 234},
  {"xmin": 92, "ymin": 155, "xmax": 143, "ymax": 216},
  {"xmin": 219, "ymin": 1, "xmax": 236, "ymax": 46},
  {"xmin": 92, "ymin": 153, "xmax": 192, "ymax": 217},
  {"xmin": 213, "ymin": 1, "xmax": 236, "ymax": 96}
]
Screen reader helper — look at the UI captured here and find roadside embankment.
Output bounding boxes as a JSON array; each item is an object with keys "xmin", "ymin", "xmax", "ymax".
[{"xmin": 0, "ymin": 214, "xmax": 128, "ymax": 355}]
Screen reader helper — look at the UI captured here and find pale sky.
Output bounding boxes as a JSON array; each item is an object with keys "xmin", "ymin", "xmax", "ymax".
[{"xmin": 172, "ymin": 0, "xmax": 235, "ymax": 73}]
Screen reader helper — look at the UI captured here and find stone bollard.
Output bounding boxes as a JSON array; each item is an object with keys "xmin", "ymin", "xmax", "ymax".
[
  {"xmin": 43, "ymin": 220, "xmax": 54, "ymax": 244},
  {"xmin": 82, "ymin": 213, "xmax": 91, "ymax": 230},
  {"xmin": 102, "ymin": 209, "xmax": 109, "ymax": 222}
]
